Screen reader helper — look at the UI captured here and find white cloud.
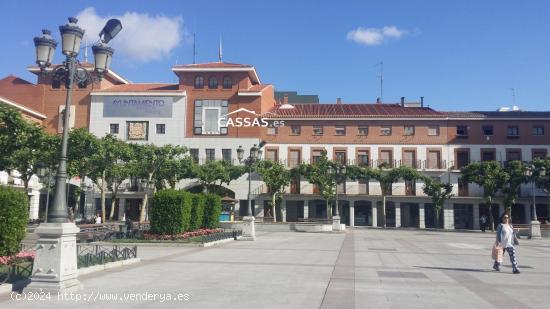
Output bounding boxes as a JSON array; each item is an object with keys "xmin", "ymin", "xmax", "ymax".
[
  {"xmin": 76, "ymin": 7, "xmax": 184, "ymax": 63},
  {"xmin": 347, "ymin": 26, "xmax": 408, "ymax": 46}
]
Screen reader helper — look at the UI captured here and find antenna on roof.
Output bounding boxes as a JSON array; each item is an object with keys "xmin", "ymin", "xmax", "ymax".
[
  {"xmin": 379, "ymin": 61, "xmax": 384, "ymax": 102},
  {"xmin": 218, "ymin": 36, "xmax": 223, "ymax": 63},
  {"xmin": 509, "ymin": 87, "xmax": 516, "ymax": 106},
  {"xmin": 193, "ymin": 32, "xmax": 196, "ymax": 64},
  {"xmin": 83, "ymin": 37, "xmax": 88, "ymax": 63}
]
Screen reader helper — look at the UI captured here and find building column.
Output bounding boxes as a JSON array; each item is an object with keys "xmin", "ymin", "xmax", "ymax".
[
  {"xmin": 371, "ymin": 204, "xmax": 377, "ymax": 227},
  {"xmin": 473, "ymin": 203, "xmax": 480, "ymax": 230},
  {"xmin": 28, "ymin": 190, "xmax": 40, "ymax": 220},
  {"xmin": 349, "ymin": 200, "xmax": 355, "ymax": 227},
  {"xmin": 395, "ymin": 203, "xmax": 401, "ymax": 228},
  {"xmin": 444, "ymin": 202, "xmax": 454, "ymax": 230},
  {"xmin": 419, "ymin": 203, "xmax": 426, "ymax": 229},
  {"xmin": 281, "ymin": 199, "xmax": 287, "ymax": 222},
  {"xmin": 118, "ymin": 198, "xmax": 126, "ymax": 221},
  {"xmin": 303, "ymin": 200, "xmax": 309, "ymax": 219}
]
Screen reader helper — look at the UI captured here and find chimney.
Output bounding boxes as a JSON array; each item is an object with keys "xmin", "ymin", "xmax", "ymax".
[
  {"xmin": 420, "ymin": 96, "xmax": 424, "ymax": 108},
  {"xmin": 376, "ymin": 97, "xmax": 381, "ymax": 104},
  {"xmin": 400, "ymin": 97, "xmax": 405, "ymax": 106},
  {"xmin": 283, "ymin": 94, "xmax": 289, "ymax": 104},
  {"xmin": 336, "ymin": 97, "xmax": 342, "ymax": 104}
]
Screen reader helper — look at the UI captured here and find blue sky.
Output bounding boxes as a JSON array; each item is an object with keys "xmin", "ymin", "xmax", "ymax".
[{"xmin": 1, "ymin": 0, "xmax": 549, "ymax": 111}]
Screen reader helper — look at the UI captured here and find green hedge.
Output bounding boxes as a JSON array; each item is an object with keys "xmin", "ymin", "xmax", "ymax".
[
  {"xmin": 190, "ymin": 194, "xmax": 205, "ymax": 231},
  {"xmin": 0, "ymin": 186, "xmax": 29, "ymax": 256},
  {"xmin": 151, "ymin": 190, "xmax": 190, "ymax": 234},
  {"xmin": 203, "ymin": 194, "xmax": 222, "ymax": 229}
]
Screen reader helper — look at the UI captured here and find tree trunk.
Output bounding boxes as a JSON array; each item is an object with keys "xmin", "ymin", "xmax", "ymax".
[
  {"xmin": 101, "ymin": 170, "xmax": 106, "ymax": 223},
  {"xmin": 272, "ymin": 193, "xmax": 277, "ymax": 223},
  {"xmin": 382, "ymin": 195, "xmax": 387, "ymax": 228},
  {"xmin": 326, "ymin": 199, "xmax": 330, "ymax": 219},
  {"xmin": 74, "ymin": 176, "xmax": 84, "ymax": 215},
  {"xmin": 109, "ymin": 186, "xmax": 117, "ymax": 220},
  {"xmin": 139, "ymin": 173, "xmax": 153, "ymax": 222},
  {"xmin": 488, "ymin": 197, "xmax": 495, "ymax": 231}
]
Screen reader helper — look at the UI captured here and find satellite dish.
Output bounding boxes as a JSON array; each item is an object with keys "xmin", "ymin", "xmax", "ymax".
[{"xmin": 99, "ymin": 19, "xmax": 122, "ymax": 44}]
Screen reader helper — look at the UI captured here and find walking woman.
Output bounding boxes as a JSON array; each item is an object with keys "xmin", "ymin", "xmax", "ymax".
[{"xmin": 493, "ymin": 214, "xmax": 520, "ymax": 274}]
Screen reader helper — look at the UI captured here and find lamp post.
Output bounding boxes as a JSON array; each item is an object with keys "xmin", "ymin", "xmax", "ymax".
[
  {"xmin": 26, "ymin": 17, "xmax": 122, "ymax": 293},
  {"xmin": 525, "ymin": 164, "xmax": 544, "ymax": 239},
  {"xmin": 329, "ymin": 164, "xmax": 346, "ymax": 231},
  {"xmin": 237, "ymin": 143, "xmax": 264, "ymax": 240}
]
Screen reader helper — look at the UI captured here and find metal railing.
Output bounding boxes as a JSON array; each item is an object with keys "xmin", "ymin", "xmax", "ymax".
[
  {"xmin": 201, "ymin": 230, "xmax": 242, "ymax": 244},
  {"xmin": 77, "ymin": 244, "xmax": 138, "ymax": 268}
]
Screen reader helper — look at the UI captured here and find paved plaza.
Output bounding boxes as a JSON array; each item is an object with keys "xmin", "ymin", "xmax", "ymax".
[{"xmin": 2, "ymin": 229, "xmax": 550, "ymax": 308}]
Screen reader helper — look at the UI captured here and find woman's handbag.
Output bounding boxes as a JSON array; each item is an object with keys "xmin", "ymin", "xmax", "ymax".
[{"xmin": 492, "ymin": 242, "xmax": 503, "ymax": 262}]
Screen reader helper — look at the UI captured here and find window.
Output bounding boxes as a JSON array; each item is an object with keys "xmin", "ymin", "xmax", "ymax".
[
  {"xmin": 265, "ymin": 149, "xmax": 278, "ymax": 162},
  {"xmin": 127, "ymin": 121, "xmax": 148, "ymax": 141},
  {"xmin": 379, "ymin": 150, "xmax": 393, "ymax": 167},
  {"xmin": 156, "ymin": 124, "xmax": 166, "ymax": 134},
  {"xmin": 402, "ymin": 150, "xmax": 416, "ymax": 168},
  {"xmin": 456, "ymin": 150, "xmax": 470, "ymax": 169},
  {"xmin": 194, "ymin": 76, "xmax": 204, "ymax": 89},
  {"xmin": 458, "ymin": 178, "xmax": 469, "ymax": 196},
  {"xmin": 290, "ymin": 177, "xmax": 300, "ymax": 194},
  {"xmin": 357, "ymin": 150, "xmax": 370, "ymax": 166},
  {"xmin": 267, "ymin": 127, "xmax": 278, "ymax": 135},
  {"xmin": 205, "ymin": 149, "xmax": 215, "ymax": 162},
  {"xmin": 335, "ymin": 125, "xmax": 346, "ymax": 136},
  {"xmin": 380, "ymin": 126, "xmax": 392, "ymax": 136},
  {"xmin": 313, "ymin": 126, "xmax": 324, "ymax": 135},
  {"xmin": 428, "ymin": 125, "xmax": 439, "ymax": 136},
  {"xmin": 404, "ymin": 125, "xmax": 415, "ymax": 136},
  {"xmin": 482, "ymin": 125, "xmax": 494, "ymax": 136},
  {"xmin": 109, "ymin": 123, "xmax": 119, "ymax": 134},
  {"xmin": 507, "ymin": 126, "xmax": 519, "ymax": 138},
  {"xmin": 189, "ymin": 149, "xmax": 199, "ymax": 163},
  {"xmin": 208, "ymin": 76, "xmax": 218, "ymax": 89},
  {"xmin": 532, "ymin": 149, "xmax": 547, "ymax": 160},
  {"xmin": 289, "ymin": 149, "xmax": 301, "ymax": 167},
  {"xmin": 222, "ymin": 76, "xmax": 232, "ymax": 89},
  {"xmin": 290, "ymin": 125, "xmax": 301, "ymax": 135},
  {"xmin": 335, "ymin": 151, "xmax": 347, "ymax": 165},
  {"xmin": 506, "ymin": 150, "xmax": 521, "ymax": 162},
  {"xmin": 481, "ymin": 149, "xmax": 496, "ymax": 161},
  {"xmin": 533, "ymin": 126, "xmax": 544, "ymax": 136},
  {"xmin": 194, "ymin": 100, "xmax": 228, "ymax": 135},
  {"xmin": 456, "ymin": 125, "xmax": 468, "ymax": 138},
  {"xmin": 358, "ymin": 125, "xmax": 369, "ymax": 135},
  {"xmin": 222, "ymin": 149, "xmax": 232, "ymax": 162},
  {"xmin": 311, "ymin": 150, "xmax": 323, "ymax": 164},
  {"xmin": 427, "ymin": 150, "xmax": 441, "ymax": 169}
]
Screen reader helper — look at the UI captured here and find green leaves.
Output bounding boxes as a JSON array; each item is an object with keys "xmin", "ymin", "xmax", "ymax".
[
  {"xmin": 299, "ymin": 151, "xmax": 337, "ymax": 202},
  {"xmin": 461, "ymin": 161, "xmax": 508, "ymax": 202},
  {"xmin": 194, "ymin": 160, "xmax": 245, "ymax": 192},
  {"xmin": 0, "ymin": 186, "xmax": 29, "ymax": 256}
]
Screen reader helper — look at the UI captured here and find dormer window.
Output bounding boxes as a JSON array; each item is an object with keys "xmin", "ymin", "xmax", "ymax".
[
  {"xmin": 194, "ymin": 75, "xmax": 204, "ymax": 89},
  {"xmin": 223, "ymin": 76, "xmax": 232, "ymax": 89},
  {"xmin": 208, "ymin": 76, "xmax": 218, "ymax": 89}
]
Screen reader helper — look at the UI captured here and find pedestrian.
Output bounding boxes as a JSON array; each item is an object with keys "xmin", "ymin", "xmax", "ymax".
[
  {"xmin": 480, "ymin": 215, "xmax": 487, "ymax": 232},
  {"xmin": 493, "ymin": 214, "xmax": 520, "ymax": 274},
  {"xmin": 95, "ymin": 213, "xmax": 102, "ymax": 224}
]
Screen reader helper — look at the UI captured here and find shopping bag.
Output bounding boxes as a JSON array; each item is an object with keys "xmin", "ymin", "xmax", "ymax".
[{"xmin": 492, "ymin": 243, "xmax": 503, "ymax": 263}]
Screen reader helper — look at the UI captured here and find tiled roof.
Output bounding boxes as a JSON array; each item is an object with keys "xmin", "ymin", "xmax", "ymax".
[
  {"xmin": 94, "ymin": 83, "xmax": 182, "ymax": 93},
  {"xmin": 446, "ymin": 111, "xmax": 550, "ymax": 119},
  {"xmin": 0, "ymin": 75, "xmax": 45, "ymax": 118},
  {"xmin": 267, "ymin": 103, "xmax": 444, "ymax": 118},
  {"xmin": 172, "ymin": 62, "xmax": 253, "ymax": 69},
  {"xmin": 239, "ymin": 84, "xmax": 271, "ymax": 92}
]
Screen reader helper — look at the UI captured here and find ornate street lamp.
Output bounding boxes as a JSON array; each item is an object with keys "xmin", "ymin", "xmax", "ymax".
[
  {"xmin": 27, "ymin": 17, "xmax": 122, "ymax": 293},
  {"xmin": 237, "ymin": 142, "xmax": 266, "ymax": 240},
  {"xmin": 524, "ymin": 164, "xmax": 545, "ymax": 239},
  {"xmin": 329, "ymin": 164, "xmax": 346, "ymax": 231}
]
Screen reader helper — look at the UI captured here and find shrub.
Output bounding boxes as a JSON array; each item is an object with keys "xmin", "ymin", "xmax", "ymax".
[
  {"xmin": 0, "ymin": 186, "xmax": 29, "ymax": 256},
  {"xmin": 181, "ymin": 191, "xmax": 193, "ymax": 232},
  {"xmin": 189, "ymin": 194, "xmax": 205, "ymax": 231},
  {"xmin": 203, "ymin": 194, "xmax": 222, "ymax": 229},
  {"xmin": 150, "ymin": 190, "xmax": 186, "ymax": 234}
]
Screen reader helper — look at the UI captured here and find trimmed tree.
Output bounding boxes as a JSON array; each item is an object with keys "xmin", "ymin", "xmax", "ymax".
[
  {"xmin": 255, "ymin": 160, "xmax": 291, "ymax": 222},
  {"xmin": 150, "ymin": 190, "xmax": 193, "ymax": 234},
  {"xmin": 502, "ymin": 160, "xmax": 527, "ymax": 219},
  {"xmin": 190, "ymin": 193, "xmax": 206, "ymax": 231},
  {"xmin": 422, "ymin": 178, "xmax": 454, "ymax": 228},
  {"xmin": 68, "ymin": 128, "xmax": 100, "ymax": 215},
  {"xmin": 533, "ymin": 158, "xmax": 550, "ymax": 219},
  {"xmin": 0, "ymin": 186, "xmax": 29, "ymax": 256},
  {"xmin": 461, "ymin": 161, "xmax": 508, "ymax": 231},
  {"xmin": 299, "ymin": 151, "xmax": 337, "ymax": 219}
]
